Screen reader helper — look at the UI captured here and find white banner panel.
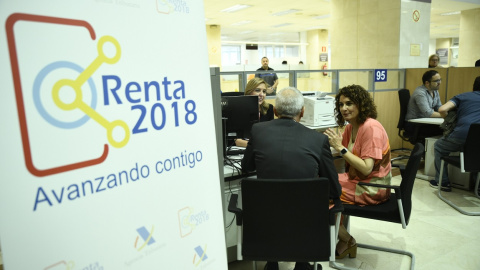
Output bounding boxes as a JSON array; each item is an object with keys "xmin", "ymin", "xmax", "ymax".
[{"xmin": 0, "ymin": 1, "xmax": 227, "ymax": 269}]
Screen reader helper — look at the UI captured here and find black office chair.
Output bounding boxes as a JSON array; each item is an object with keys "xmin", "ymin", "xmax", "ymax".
[
  {"xmin": 396, "ymin": 89, "xmax": 427, "ymax": 145},
  {"xmin": 391, "ymin": 89, "xmax": 414, "ymax": 163},
  {"xmin": 437, "ymin": 123, "xmax": 480, "ymax": 216},
  {"xmin": 228, "ymin": 178, "xmax": 343, "ymax": 270},
  {"xmin": 334, "ymin": 143, "xmax": 424, "ymax": 270}
]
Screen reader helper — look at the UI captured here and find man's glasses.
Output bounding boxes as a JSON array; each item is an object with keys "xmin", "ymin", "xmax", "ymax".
[
  {"xmin": 431, "ymin": 79, "xmax": 442, "ymax": 83},
  {"xmin": 430, "ymin": 59, "xmax": 439, "ymax": 62}
]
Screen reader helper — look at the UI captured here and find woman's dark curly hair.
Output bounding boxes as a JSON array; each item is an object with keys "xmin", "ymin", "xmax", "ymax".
[{"xmin": 334, "ymin": 84, "xmax": 377, "ymax": 126}]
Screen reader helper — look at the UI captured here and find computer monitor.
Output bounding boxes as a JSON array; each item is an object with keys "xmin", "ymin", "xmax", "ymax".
[
  {"xmin": 221, "ymin": 91, "xmax": 244, "ymax": 97},
  {"xmin": 221, "ymin": 95, "xmax": 259, "ymax": 150}
]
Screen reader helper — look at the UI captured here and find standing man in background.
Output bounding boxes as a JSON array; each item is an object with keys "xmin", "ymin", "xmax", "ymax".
[{"xmin": 255, "ymin": 56, "xmax": 278, "ymax": 96}]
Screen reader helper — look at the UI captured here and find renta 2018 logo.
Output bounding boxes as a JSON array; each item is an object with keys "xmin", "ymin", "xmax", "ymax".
[
  {"xmin": 6, "ymin": 13, "xmax": 197, "ymax": 177},
  {"xmin": 178, "ymin": 206, "xmax": 209, "ymax": 237}
]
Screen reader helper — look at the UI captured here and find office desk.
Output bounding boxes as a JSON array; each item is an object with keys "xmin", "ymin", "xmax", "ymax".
[
  {"xmin": 408, "ymin": 117, "xmax": 444, "ymax": 181},
  {"xmin": 302, "ymin": 122, "xmax": 338, "ymax": 132},
  {"xmin": 408, "ymin": 117, "xmax": 443, "ymax": 125}
]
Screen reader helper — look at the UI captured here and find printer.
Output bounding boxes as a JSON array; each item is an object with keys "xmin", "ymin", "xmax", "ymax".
[{"xmin": 300, "ymin": 93, "xmax": 336, "ymax": 127}]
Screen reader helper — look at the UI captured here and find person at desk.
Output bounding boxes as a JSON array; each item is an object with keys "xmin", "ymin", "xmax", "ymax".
[
  {"xmin": 255, "ymin": 56, "xmax": 278, "ymax": 96},
  {"xmin": 234, "ymin": 78, "xmax": 274, "ymax": 147},
  {"xmin": 428, "ymin": 54, "xmax": 441, "ymax": 68},
  {"xmin": 324, "ymin": 84, "xmax": 392, "ymax": 260},
  {"xmin": 405, "ymin": 70, "xmax": 443, "ymax": 138},
  {"xmin": 242, "ymin": 87, "xmax": 341, "ymax": 270},
  {"xmin": 432, "ymin": 76, "xmax": 480, "ymax": 192}
]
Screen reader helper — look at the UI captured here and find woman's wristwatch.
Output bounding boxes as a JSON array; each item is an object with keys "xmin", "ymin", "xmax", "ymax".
[{"xmin": 340, "ymin": 147, "xmax": 348, "ymax": 156}]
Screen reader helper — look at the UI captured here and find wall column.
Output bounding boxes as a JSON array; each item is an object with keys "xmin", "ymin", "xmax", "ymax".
[
  {"xmin": 330, "ymin": 0, "xmax": 432, "ymax": 69},
  {"xmin": 458, "ymin": 8, "xmax": 480, "ymax": 67},
  {"xmin": 306, "ymin": 29, "xmax": 329, "ymax": 70},
  {"xmin": 206, "ymin": 24, "xmax": 221, "ymax": 68}
]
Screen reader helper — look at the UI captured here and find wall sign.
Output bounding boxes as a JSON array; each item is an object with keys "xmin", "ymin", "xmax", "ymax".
[
  {"xmin": 375, "ymin": 69, "xmax": 388, "ymax": 82},
  {"xmin": 413, "ymin": 10, "xmax": 420, "ymax": 22}
]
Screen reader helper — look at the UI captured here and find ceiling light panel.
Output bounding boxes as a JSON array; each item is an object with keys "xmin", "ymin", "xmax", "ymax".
[
  {"xmin": 272, "ymin": 9, "xmax": 301, "ymax": 16},
  {"xmin": 273, "ymin": 23, "xmax": 293, "ymax": 28},
  {"xmin": 314, "ymin": 14, "xmax": 331, "ymax": 20},
  {"xmin": 440, "ymin": 11, "xmax": 461, "ymax": 15},
  {"xmin": 220, "ymin": 4, "xmax": 252, "ymax": 13}
]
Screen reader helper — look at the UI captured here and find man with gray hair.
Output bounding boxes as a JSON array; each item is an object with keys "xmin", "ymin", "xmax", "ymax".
[{"xmin": 241, "ymin": 87, "xmax": 341, "ymax": 270}]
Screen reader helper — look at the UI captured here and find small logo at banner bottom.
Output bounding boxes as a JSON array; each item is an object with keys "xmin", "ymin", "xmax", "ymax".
[
  {"xmin": 193, "ymin": 245, "xmax": 208, "ymax": 266},
  {"xmin": 44, "ymin": 260, "xmax": 74, "ymax": 270},
  {"xmin": 134, "ymin": 226, "xmax": 155, "ymax": 251}
]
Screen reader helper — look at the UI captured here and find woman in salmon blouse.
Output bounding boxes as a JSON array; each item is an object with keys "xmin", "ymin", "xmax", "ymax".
[{"xmin": 324, "ymin": 84, "xmax": 392, "ymax": 260}]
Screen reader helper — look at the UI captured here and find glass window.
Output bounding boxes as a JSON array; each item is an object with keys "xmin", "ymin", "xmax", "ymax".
[
  {"xmin": 285, "ymin": 46, "xmax": 299, "ymax": 57},
  {"xmin": 274, "ymin": 46, "xmax": 284, "ymax": 58},
  {"xmin": 221, "ymin": 45, "xmax": 241, "ymax": 66}
]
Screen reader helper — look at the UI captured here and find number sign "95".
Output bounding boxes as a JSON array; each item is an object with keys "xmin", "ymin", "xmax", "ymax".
[{"xmin": 375, "ymin": 69, "xmax": 387, "ymax": 82}]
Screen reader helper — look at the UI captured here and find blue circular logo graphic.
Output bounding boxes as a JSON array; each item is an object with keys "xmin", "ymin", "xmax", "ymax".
[{"xmin": 33, "ymin": 61, "xmax": 97, "ymax": 129}]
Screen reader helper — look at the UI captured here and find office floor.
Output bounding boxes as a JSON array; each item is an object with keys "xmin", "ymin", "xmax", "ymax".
[{"xmin": 228, "ymin": 170, "xmax": 480, "ymax": 270}]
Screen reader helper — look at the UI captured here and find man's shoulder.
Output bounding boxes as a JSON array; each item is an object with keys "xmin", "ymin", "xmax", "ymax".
[
  {"xmin": 252, "ymin": 119, "xmax": 275, "ymax": 130},
  {"xmin": 454, "ymin": 91, "xmax": 480, "ymax": 102},
  {"xmin": 413, "ymin": 85, "xmax": 426, "ymax": 92}
]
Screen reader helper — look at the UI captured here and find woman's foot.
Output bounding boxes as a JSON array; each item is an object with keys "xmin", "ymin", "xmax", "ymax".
[{"xmin": 335, "ymin": 237, "xmax": 357, "ymax": 259}]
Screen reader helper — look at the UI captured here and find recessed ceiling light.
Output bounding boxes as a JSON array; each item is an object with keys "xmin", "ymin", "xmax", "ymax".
[
  {"xmin": 231, "ymin": 20, "xmax": 253, "ymax": 26},
  {"xmin": 272, "ymin": 9, "xmax": 301, "ymax": 16},
  {"xmin": 440, "ymin": 11, "xmax": 461, "ymax": 16},
  {"xmin": 313, "ymin": 14, "xmax": 331, "ymax": 20},
  {"xmin": 220, "ymin": 4, "xmax": 252, "ymax": 13},
  {"xmin": 273, "ymin": 23, "xmax": 292, "ymax": 28}
]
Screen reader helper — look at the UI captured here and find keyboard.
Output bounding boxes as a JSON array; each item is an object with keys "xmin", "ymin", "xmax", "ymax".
[{"xmin": 226, "ymin": 149, "xmax": 245, "ymax": 156}]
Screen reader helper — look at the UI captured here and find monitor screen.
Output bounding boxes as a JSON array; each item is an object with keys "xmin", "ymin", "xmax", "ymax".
[
  {"xmin": 221, "ymin": 95, "xmax": 259, "ymax": 147},
  {"xmin": 221, "ymin": 91, "xmax": 244, "ymax": 97}
]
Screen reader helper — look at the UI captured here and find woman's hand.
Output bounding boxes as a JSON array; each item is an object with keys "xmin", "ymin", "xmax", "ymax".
[{"xmin": 324, "ymin": 128, "xmax": 343, "ymax": 151}]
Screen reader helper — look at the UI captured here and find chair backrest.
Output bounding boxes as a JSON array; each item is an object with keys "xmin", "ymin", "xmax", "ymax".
[
  {"xmin": 397, "ymin": 89, "xmax": 410, "ymax": 131},
  {"xmin": 400, "ymin": 142, "xmax": 424, "ymax": 224},
  {"xmin": 240, "ymin": 178, "xmax": 331, "ymax": 262},
  {"xmin": 463, "ymin": 123, "xmax": 480, "ymax": 172}
]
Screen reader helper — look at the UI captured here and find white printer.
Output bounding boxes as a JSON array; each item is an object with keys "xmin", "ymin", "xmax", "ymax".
[{"xmin": 300, "ymin": 93, "xmax": 336, "ymax": 127}]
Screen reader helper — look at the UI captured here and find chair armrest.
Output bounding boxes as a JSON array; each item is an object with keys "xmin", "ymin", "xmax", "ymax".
[
  {"xmin": 391, "ymin": 163, "xmax": 406, "ymax": 171},
  {"xmin": 329, "ymin": 198, "xmax": 344, "ymax": 225},
  {"xmin": 228, "ymin": 194, "xmax": 243, "ymax": 225},
  {"xmin": 357, "ymin": 182, "xmax": 401, "ymax": 194}
]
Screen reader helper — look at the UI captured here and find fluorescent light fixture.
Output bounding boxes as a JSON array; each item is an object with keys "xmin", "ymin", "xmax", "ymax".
[
  {"xmin": 440, "ymin": 11, "xmax": 461, "ymax": 16},
  {"xmin": 313, "ymin": 14, "xmax": 331, "ymax": 20},
  {"xmin": 222, "ymin": 41, "xmax": 309, "ymax": 46},
  {"xmin": 231, "ymin": 20, "xmax": 253, "ymax": 26},
  {"xmin": 306, "ymin": 25, "xmax": 328, "ymax": 30},
  {"xmin": 272, "ymin": 9, "xmax": 301, "ymax": 16},
  {"xmin": 220, "ymin": 4, "xmax": 251, "ymax": 13},
  {"xmin": 240, "ymin": 30, "xmax": 254, "ymax": 34},
  {"xmin": 273, "ymin": 23, "xmax": 292, "ymax": 28}
]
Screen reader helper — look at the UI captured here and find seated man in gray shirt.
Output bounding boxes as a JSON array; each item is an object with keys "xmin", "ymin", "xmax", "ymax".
[{"xmin": 405, "ymin": 70, "xmax": 443, "ymax": 139}]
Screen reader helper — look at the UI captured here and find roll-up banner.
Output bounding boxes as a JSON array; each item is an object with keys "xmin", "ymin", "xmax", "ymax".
[{"xmin": 0, "ymin": 1, "xmax": 228, "ymax": 269}]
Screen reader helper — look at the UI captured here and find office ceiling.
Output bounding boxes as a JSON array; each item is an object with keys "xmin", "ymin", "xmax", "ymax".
[{"xmin": 204, "ymin": 0, "xmax": 480, "ymax": 44}]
